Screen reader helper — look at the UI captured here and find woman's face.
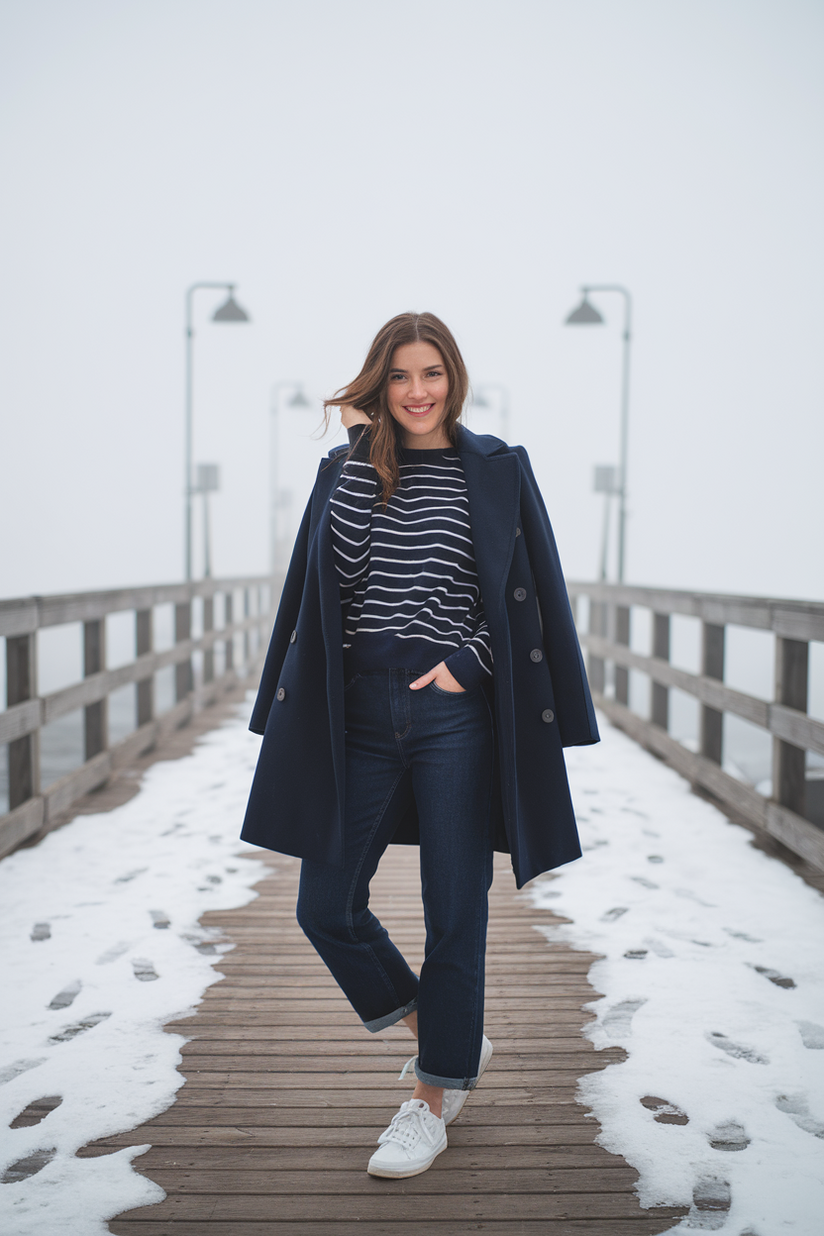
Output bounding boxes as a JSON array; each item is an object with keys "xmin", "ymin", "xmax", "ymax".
[{"xmin": 386, "ymin": 341, "xmax": 450, "ymax": 449}]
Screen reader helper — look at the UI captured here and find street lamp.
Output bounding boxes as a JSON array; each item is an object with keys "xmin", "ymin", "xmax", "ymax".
[
  {"xmin": 470, "ymin": 384, "xmax": 510, "ymax": 439},
  {"xmin": 565, "ymin": 285, "xmax": 633, "ymax": 582},
  {"xmin": 184, "ymin": 283, "xmax": 250, "ymax": 581},
  {"xmin": 270, "ymin": 382, "xmax": 312, "ymax": 575}
]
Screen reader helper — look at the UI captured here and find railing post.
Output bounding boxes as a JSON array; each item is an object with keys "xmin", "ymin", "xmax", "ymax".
[
  {"xmin": 83, "ymin": 619, "xmax": 108, "ymax": 760},
  {"xmin": 651, "ymin": 613, "xmax": 670, "ymax": 729},
  {"xmin": 243, "ymin": 587, "xmax": 251, "ymax": 667},
  {"xmin": 700, "ymin": 622, "xmax": 725, "ymax": 764},
  {"xmin": 136, "ymin": 608, "xmax": 154, "ymax": 727},
  {"xmin": 773, "ymin": 637, "xmax": 808, "ymax": 817},
  {"xmin": 175, "ymin": 602, "xmax": 193, "ymax": 702},
  {"xmin": 7, "ymin": 633, "xmax": 39, "ymax": 809},
  {"xmin": 203, "ymin": 596, "xmax": 214, "ymax": 684},
  {"xmin": 615, "ymin": 605, "xmax": 630, "ymax": 706},
  {"xmin": 588, "ymin": 596, "xmax": 606, "ymax": 694},
  {"xmin": 225, "ymin": 591, "xmax": 234, "ymax": 672}
]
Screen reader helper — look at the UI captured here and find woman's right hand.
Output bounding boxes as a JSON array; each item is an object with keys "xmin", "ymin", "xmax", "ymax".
[{"xmin": 341, "ymin": 405, "xmax": 372, "ymax": 429}]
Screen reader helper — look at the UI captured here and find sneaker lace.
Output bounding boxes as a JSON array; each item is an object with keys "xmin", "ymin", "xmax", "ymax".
[
  {"xmin": 398, "ymin": 1054, "xmax": 417, "ymax": 1082},
  {"xmin": 377, "ymin": 1101, "xmax": 440, "ymax": 1150}
]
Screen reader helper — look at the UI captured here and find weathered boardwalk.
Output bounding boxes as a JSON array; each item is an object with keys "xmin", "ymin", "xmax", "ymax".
[{"xmin": 81, "ymin": 846, "xmax": 688, "ymax": 1234}]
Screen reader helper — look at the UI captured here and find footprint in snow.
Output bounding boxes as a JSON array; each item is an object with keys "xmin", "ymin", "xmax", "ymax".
[
  {"xmin": 750, "ymin": 964, "xmax": 795, "ymax": 989},
  {"xmin": 132, "ymin": 958, "xmax": 159, "ymax": 981},
  {"xmin": 797, "ymin": 1021, "xmax": 824, "ymax": 1049},
  {"xmin": 706, "ymin": 1032, "xmax": 768, "ymax": 1065},
  {"xmin": 47, "ymin": 1012, "xmax": 111, "ymax": 1045},
  {"xmin": 48, "ymin": 980, "xmax": 81, "ymax": 1010},
  {"xmin": 775, "ymin": 1094, "xmax": 824, "ymax": 1138},
  {"xmin": 601, "ymin": 998, "xmax": 646, "ymax": 1039},
  {"xmin": 640, "ymin": 1095, "xmax": 689, "ymax": 1125},
  {"xmin": 113, "ymin": 868, "xmax": 148, "ymax": 884},
  {"xmin": 647, "ymin": 855, "xmax": 664, "ymax": 864},
  {"xmin": 0, "ymin": 1059, "xmax": 46, "ymax": 1086},
  {"xmin": 96, "ymin": 941, "xmax": 131, "ymax": 965},
  {"xmin": 688, "ymin": 1177, "xmax": 731, "ymax": 1229},
  {"xmin": 150, "ymin": 910, "xmax": 171, "ymax": 929},
  {"xmin": 30, "ymin": 922, "xmax": 51, "ymax": 941},
  {"xmin": 674, "ymin": 888, "xmax": 716, "ymax": 907},
  {"xmin": 708, "ymin": 1120, "xmax": 750, "ymax": 1151},
  {"xmin": 624, "ymin": 948, "xmax": 648, "ymax": 959},
  {"xmin": 645, "ymin": 938, "xmax": 675, "ymax": 958},
  {"xmin": 723, "ymin": 928, "xmax": 762, "ymax": 943},
  {"xmin": 600, "ymin": 907, "xmax": 628, "ymax": 922},
  {"xmin": 9, "ymin": 1096, "xmax": 62, "ymax": 1129},
  {"xmin": 629, "ymin": 876, "xmax": 659, "ymax": 889},
  {"xmin": 1, "ymin": 1148, "xmax": 57, "ymax": 1184}
]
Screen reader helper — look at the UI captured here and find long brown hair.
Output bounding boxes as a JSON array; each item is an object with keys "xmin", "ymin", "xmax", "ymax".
[{"xmin": 323, "ymin": 312, "xmax": 469, "ymax": 505}]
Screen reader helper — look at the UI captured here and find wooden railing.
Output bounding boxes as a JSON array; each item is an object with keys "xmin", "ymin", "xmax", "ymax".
[
  {"xmin": 569, "ymin": 582, "xmax": 824, "ymax": 873},
  {"xmin": 0, "ymin": 575, "xmax": 279, "ymax": 860}
]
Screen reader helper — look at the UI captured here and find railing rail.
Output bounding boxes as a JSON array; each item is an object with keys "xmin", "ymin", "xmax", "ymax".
[
  {"xmin": 1, "ymin": 574, "xmax": 280, "ymax": 860},
  {"xmin": 568, "ymin": 581, "xmax": 824, "ymax": 873}
]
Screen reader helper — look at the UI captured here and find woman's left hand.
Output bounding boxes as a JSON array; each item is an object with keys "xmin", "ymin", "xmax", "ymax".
[{"xmin": 409, "ymin": 662, "xmax": 466, "ymax": 692}]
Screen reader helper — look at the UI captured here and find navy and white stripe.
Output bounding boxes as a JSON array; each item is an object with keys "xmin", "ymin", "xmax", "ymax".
[{"xmin": 330, "ymin": 435, "xmax": 493, "ymax": 690}]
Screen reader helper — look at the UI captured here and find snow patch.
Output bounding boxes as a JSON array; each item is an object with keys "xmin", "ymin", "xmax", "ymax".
[
  {"xmin": 530, "ymin": 713, "xmax": 824, "ymax": 1235},
  {"xmin": 0, "ymin": 700, "xmax": 266, "ymax": 1235}
]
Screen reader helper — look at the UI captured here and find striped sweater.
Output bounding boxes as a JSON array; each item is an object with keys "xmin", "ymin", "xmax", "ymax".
[{"xmin": 330, "ymin": 428, "xmax": 493, "ymax": 690}]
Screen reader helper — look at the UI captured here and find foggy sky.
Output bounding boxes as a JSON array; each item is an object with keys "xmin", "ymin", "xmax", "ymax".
[{"xmin": 1, "ymin": 0, "xmax": 822, "ymax": 601}]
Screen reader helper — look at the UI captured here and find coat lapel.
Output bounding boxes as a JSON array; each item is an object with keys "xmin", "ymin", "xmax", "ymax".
[{"xmin": 457, "ymin": 427, "xmax": 521, "ymax": 622}]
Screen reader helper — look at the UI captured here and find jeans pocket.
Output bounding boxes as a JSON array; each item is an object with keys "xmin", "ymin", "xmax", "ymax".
[{"xmin": 428, "ymin": 681, "xmax": 472, "ymax": 697}]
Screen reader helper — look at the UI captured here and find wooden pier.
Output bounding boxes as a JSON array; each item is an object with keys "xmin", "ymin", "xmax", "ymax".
[{"xmin": 81, "ymin": 845, "xmax": 688, "ymax": 1234}]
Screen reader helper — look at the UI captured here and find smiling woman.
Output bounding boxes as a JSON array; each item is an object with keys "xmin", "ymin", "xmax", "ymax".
[{"xmin": 241, "ymin": 309, "xmax": 599, "ymax": 1181}]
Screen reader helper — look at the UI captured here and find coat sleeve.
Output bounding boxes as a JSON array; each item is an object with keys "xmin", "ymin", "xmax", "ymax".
[
  {"xmin": 515, "ymin": 446, "xmax": 599, "ymax": 748},
  {"xmin": 249, "ymin": 491, "xmax": 314, "ymax": 736}
]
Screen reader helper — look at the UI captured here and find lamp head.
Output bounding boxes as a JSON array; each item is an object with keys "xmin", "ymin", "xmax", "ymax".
[
  {"xmin": 213, "ymin": 288, "xmax": 250, "ymax": 322},
  {"xmin": 288, "ymin": 388, "xmax": 312, "ymax": 408},
  {"xmin": 565, "ymin": 296, "xmax": 604, "ymax": 326}
]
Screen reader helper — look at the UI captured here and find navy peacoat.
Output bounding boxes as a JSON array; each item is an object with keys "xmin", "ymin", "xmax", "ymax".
[{"xmin": 241, "ymin": 425, "xmax": 599, "ymax": 888}]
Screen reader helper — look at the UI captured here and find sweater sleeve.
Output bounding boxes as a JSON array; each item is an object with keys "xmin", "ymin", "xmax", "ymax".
[
  {"xmin": 330, "ymin": 426, "xmax": 378, "ymax": 607},
  {"xmin": 444, "ymin": 616, "xmax": 493, "ymax": 690}
]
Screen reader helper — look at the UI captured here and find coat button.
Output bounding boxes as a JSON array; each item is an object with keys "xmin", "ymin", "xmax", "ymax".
[
  {"xmin": 530, "ymin": 648, "xmax": 543, "ymax": 663},
  {"xmin": 289, "ymin": 630, "xmax": 297, "ymax": 643},
  {"xmin": 276, "ymin": 687, "xmax": 286, "ymax": 701},
  {"xmin": 513, "ymin": 587, "xmax": 527, "ymax": 601},
  {"xmin": 542, "ymin": 708, "xmax": 555, "ymax": 723}
]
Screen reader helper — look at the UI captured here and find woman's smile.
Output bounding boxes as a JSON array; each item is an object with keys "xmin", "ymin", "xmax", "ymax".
[{"xmin": 387, "ymin": 340, "xmax": 451, "ymax": 448}]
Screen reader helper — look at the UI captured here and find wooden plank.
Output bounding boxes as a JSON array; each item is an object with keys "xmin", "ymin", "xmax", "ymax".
[
  {"xmin": 110, "ymin": 1221, "xmax": 683, "ymax": 1236},
  {"xmin": 144, "ymin": 1166, "xmax": 641, "ymax": 1195},
  {"xmin": 120, "ymin": 1145, "xmax": 621, "ymax": 1171},
  {"xmin": 0, "ymin": 795, "xmax": 45, "ymax": 859},
  {"xmin": 109, "ymin": 1193, "xmax": 685, "ymax": 1223}
]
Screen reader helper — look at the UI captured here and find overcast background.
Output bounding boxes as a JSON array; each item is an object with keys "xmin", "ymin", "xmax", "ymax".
[{"xmin": 1, "ymin": 0, "xmax": 822, "ymax": 602}]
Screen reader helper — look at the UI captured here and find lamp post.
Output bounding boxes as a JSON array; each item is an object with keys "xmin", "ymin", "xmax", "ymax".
[
  {"xmin": 194, "ymin": 463, "xmax": 220, "ymax": 578},
  {"xmin": 565, "ymin": 285, "xmax": 633, "ymax": 583},
  {"xmin": 470, "ymin": 383, "xmax": 510, "ymax": 439},
  {"xmin": 270, "ymin": 382, "xmax": 312, "ymax": 574},
  {"xmin": 184, "ymin": 283, "xmax": 250, "ymax": 581}
]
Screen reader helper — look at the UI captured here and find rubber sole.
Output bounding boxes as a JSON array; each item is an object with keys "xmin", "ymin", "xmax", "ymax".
[{"xmin": 367, "ymin": 1134, "xmax": 448, "ymax": 1178}]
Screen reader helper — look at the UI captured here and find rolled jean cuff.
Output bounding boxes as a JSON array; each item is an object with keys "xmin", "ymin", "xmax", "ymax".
[
  {"xmin": 415, "ymin": 1060, "xmax": 479, "ymax": 1091},
  {"xmin": 362, "ymin": 996, "xmax": 418, "ymax": 1033}
]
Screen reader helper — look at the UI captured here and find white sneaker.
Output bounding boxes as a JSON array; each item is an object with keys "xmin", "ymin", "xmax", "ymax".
[
  {"xmin": 367, "ymin": 1099, "xmax": 447, "ymax": 1178},
  {"xmin": 441, "ymin": 1035, "xmax": 494, "ymax": 1126}
]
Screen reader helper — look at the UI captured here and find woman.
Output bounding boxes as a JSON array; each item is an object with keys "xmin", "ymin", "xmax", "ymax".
[{"xmin": 242, "ymin": 312, "xmax": 598, "ymax": 1179}]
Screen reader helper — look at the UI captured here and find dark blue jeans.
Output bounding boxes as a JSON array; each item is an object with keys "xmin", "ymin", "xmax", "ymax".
[{"xmin": 296, "ymin": 669, "xmax": 495, "ymax": 1089}]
